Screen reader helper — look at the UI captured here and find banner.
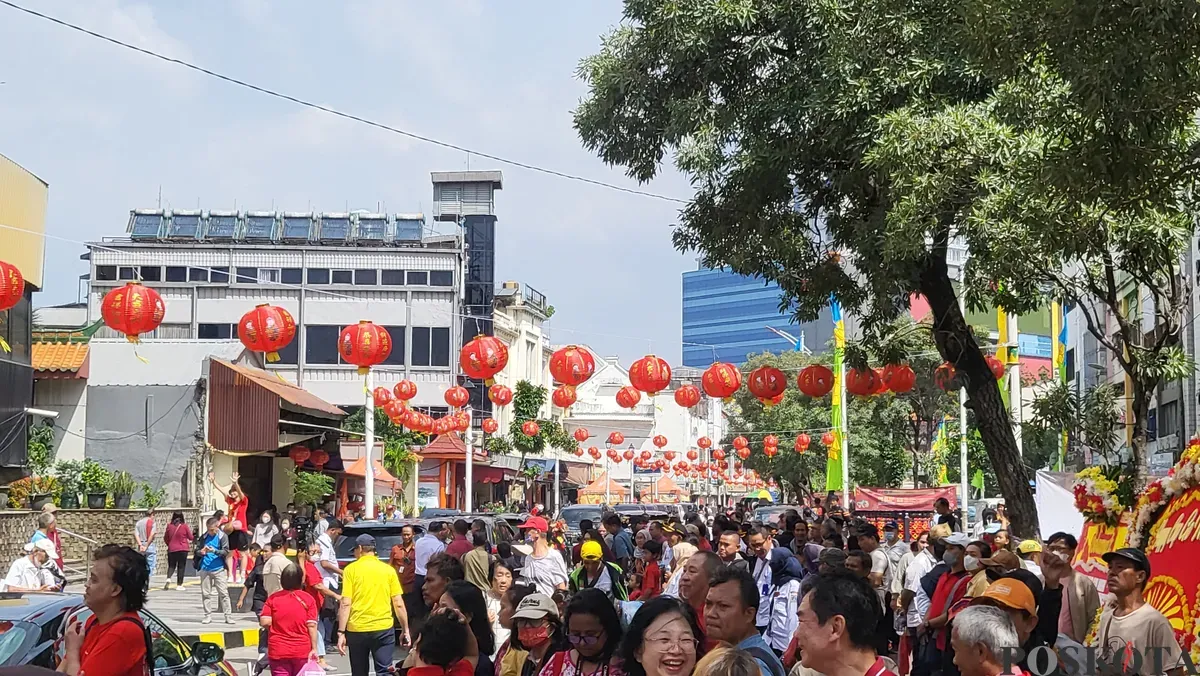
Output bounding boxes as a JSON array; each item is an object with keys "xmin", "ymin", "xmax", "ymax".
[
  {"xmin": 1143, "ymin": 485, "xmax": 1200, "ymax": 651},
  {"xmin": 1071, "ymin": 516, "xmax": 1131, "ymax": 594},
  {"xmin": 853, "ymin": 486, "xmax": 957, "ymax": 512},
  {"xmin": 826, "ymin": 299, "xmax": 845, "ymax": 492}
]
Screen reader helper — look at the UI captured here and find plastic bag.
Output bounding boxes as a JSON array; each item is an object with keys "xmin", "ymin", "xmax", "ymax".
[{"xmin": 299, "ymin": 658, "xmax": 326, "ymax": 676}]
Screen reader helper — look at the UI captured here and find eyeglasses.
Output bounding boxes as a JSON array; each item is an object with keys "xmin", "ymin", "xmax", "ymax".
[
  {"xmin": 567, "ymin": 633, "xmax": 605, "ymax": 646},
  {"xmin": 644, "ymin": 636, "xmax": 698, "ymax": 653}
]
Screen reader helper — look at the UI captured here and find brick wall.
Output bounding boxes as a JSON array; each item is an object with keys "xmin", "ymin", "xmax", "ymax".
[{"xmin": 0, "ymin": 509, "xmax": 202, "ymax": 575}]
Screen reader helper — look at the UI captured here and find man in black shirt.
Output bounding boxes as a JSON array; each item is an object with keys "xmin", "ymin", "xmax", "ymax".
[{"xmin": 934, "ymin": 498, "xmax": 961, "ymax": 532}]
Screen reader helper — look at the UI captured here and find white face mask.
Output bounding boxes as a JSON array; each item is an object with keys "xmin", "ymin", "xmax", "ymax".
[
  {"xmin": 261, "ymin": 515, "xmax": 271, "ymax": 524},
  {"xmin": 964, "ymin": 555, "xmax": 980, "ymax": 572}
]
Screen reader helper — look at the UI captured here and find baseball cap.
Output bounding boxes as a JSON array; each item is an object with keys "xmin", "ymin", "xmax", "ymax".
[
  {"xmin": 971, "ymin": 578, "xmax": 1037, "ymax": 616},
  {"xmin": 40, "ymin": 504, "xmax": 58, "ymax": 514},
  {"xmin": 518, "ymin": 516, "xmax": 549, "ymax": 533},
  {"xmin": 685, "ymin": 524, "xmax": 701, "ymax": 536},
  {"xmin": 883, "ymin": 521, "xmax": 898, "ymax": 531},
  {"xmin": 581, "ymin": 541, "xmax": 603, "ymax": 561},
  {"xmin": 28, "ymin": 539, "xmax": 57, "ymax": 559},
  {"xmin": 662, "ymin": 523, "xmax": 682, "ymax": 536},
  {"xmin": 819, "ymin": 548, "xmax": 848, "ymax": 567},
  {"xmin": 511, "ymin": 593, "xmax": 560, "ymax": 621},
  {"xmin": 1017, "ymin": 540, "xmax": 1042, "ymax": 554},
  {"xmin": 355, "ymin": 534, "xmax": 376, "ymax": 548},
  {"xmin": 944, "ymin": 532, "xmax": 971, "ymax": 548},
  {"xmin": 1102, "ymin": 547, "xmax": 1151, "ymax": 575},
  {"xmin": 978, "ymin": 549, "xmax": 1021, "ymax": 572}
]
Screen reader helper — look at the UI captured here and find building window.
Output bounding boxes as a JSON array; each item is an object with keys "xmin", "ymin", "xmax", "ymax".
[
  {"xmin": 1160, "ymin": 401, "xmax": 1180, "ymax": 440},
  {"xmin": 236, "ymin": 267, "xmax": 258, "ymax": 284},
  {"xmin": 407, "ymin": 271, "xmax": 428, "ymax": 286},
  {"xmin": 305, "ymin": 326, "xmax": 340, "ymax": 365},
  {"xmin": 273, "ymin": 338, "xmax": 299, "ymax": 365},
  {"xmin": 165, "ymin": 266, "xmax": 187, "ymax": 282},
  {"xmin": 331, "ymin": 269, "xmax": 353, "ymax": 285},
  {"xmin": 381, "ymin": 270, "xmax": 405, "ymax": 286},
  {"xmin": 382, "ymin": 326, "xmax": 405, "ymax": 366},
  {"xmin": 118, "ymin": 266, "xmax": 138, "ymax": 281},
  {"xmin": 429, "ymin": 271, "xmax": 454, "ymax": 287},
  {"xmin": 258, "ymin": 268, "xmax": 281, "ymax": 284},
  {"xmin": 306, "ymin": 268, "xmax": 330, "ymax": 285},
  {"xmin": 211, "ymin": 267, "xmax": 230, "ymax": 283},
  {"xmin": 354, "ymin": 269, "xmax": 377, "ymax": 286},
  {"xmin": 95, "ymin": 266, "xmax": 116, "ymax": 281},
  {"xmin": 411, "ymin": 327, "xmax": 450, "ymax": 367},
  {"xmin": 139, "ymin": 266, "xmax": 162, "ymax": 282},
  {"xmin": 198, "ymin": 323, "xmax": 234, "ymax": 340},
  {"xmin": 189, "ymin": 267, "xmax": 210, "ymax": 283},
  {"xmin": 281, "ymin": 268, "xmax": 303, "ymax": 285}
]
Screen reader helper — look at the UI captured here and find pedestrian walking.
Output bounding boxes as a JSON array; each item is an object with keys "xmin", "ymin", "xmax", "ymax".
[
  {"xmin": 516, "ymin": 516, "xmax": 569, "ymax": 597},
  {"xmin": 260, "ymin": 564, "xmax": 320, "ymax": 676},
  {"xmin": 196, "ymin": 516, "xmax": 233, "ymax": 624},
  {"xmin": 59, "ymin": 545, "xmax": 153, "ymax": 676},
  {"xmin": 163, "ymin": 511, "xmax": 193, "ymax": 590},
  {"xmin": 299, "ymin": 543, "xmax": 340, "ymax": 672},
  {"xmin": 337, "ymin": 533, "xmax": 411, "ymax": 676},
  {"xmin": 263, "ymin": 534, "xmax": 291, "ymax": 596},
  {"xmin": 134, "ymin": 507, "xmax": 157, "ymax": 579}
]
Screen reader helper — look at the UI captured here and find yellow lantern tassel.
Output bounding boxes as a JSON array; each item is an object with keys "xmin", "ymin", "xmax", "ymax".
[
  {"xmin": 357, "ymin": 367, "xmax": 368, "ymax": 376},
  {"xmin": 266, "ymin": 351, "xmax": 280, "ymax": 363},
  {"xmin": 0, "ymin": 337, "xmax": 8, "ymax": 353}
]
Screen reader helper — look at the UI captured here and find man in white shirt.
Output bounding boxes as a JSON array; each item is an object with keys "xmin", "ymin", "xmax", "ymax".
[
  {"xmin": 414, "ymin": 520, "xmax": 448, "ymax": 592},
  {"xmin": 899, "ymin": 538, "xmax": 939, "ymax": 675},
  {"xmin": 4, "ymin": 540, "xmax": 59, "ymax": 592},
  {"xmin": 312, "ymin": 508, "xmax": 329, "ymax": 539},
  {"xmin": 516, "ymin": 516, "xmax": 569, "ymax": 596},
  {"xmin": 315, "ymin": 518, "xmax": 343, "ymax": 588},
  {"xmin": 747, "ymin": 525, "xmax": 774, "ymax": 632}
]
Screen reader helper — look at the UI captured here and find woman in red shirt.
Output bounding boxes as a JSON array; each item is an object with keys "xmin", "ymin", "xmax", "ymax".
[
  {"xmin": 297, "ymin": 542, "xmax": 340, "ymax": 671},
  {"xmin": 260, "ymin": 564, "xmax": 319, "ymax": 676},
  {"xmin": 62, "ymin": 545, "xmax": 152, "ymax": 676},
  {"xmin": 629, "ymin": 540, "xmax": 663, "ymax": 601}
]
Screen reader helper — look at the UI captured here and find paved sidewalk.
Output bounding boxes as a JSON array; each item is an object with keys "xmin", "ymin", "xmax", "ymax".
[{"xmin": 145, "ymin": 574, "xmax": 261, "ymax": 649}]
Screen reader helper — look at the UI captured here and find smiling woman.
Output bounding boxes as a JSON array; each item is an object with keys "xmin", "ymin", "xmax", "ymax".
[{"xmin": 617, "ymin": 597, "xmax": 704, "ymax": 676}]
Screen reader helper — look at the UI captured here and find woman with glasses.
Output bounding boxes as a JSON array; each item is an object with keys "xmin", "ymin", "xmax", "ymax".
[
  {"xmin": 617, "ymin": 597, "xmax": 705, "ymax": 676},
  {"xmin": 537, "ymin": 588, "xmax": 625, "ymax": 676}
]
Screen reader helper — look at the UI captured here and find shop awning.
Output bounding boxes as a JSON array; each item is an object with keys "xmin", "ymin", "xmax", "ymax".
[
  {"xmin": 655, "ymin": 475, "xmax": 686, "ymax": 496},
  {"xmin": 474, "ymin": 465, "xmax": 516, "ymax": 484},
  {"xmin": 208, "ymin": 359, "xmax": 345, "ymax": 453},
  {"xmin": 579, "ymin": 472, "xmax": 629, "ymax": 497}
]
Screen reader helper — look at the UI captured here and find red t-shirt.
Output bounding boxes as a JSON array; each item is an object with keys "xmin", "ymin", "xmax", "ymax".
[
  {"xmin": 80, "ymin": 612, "xmax": 148, "ymax": 676},
  {"xmin": 409, "ymin": 660, "xmax": 475, "ymax": 676},
  {"xmin": 927, "ymin": 570, "xmax": 971, "ymax": 650},
  {"xmin": 631, "ymin": 560, "xmax": 662, "ymax": 601},
  {"xmin": 225, "ymin": 494, "xmax": 249, "ymax": 531},
  {"xmin": 261, "ymin": 590, "xmax": 318, "ymax": 659},
  {"xmin": 303, "ymin": 560, "xmax": 325, "ymax": 608},
  {"xmin": 865, "ymin": 656, "xmax": 897, "ymax": 676}
]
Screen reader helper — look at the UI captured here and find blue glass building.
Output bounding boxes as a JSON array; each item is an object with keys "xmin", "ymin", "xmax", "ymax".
[{"xmin": 681, "ymin": 268, "xmax": 833, "ymax": 367}]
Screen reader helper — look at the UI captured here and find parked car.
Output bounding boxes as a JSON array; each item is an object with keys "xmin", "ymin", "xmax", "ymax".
[
  {"xmin": 559, "ymin": 504, "xmax": 605, "ymax": 543},
  {"xmin": 335, "ymin": 514, "xmax": 519, "ymax": 566},
  {"xmin": 419, "ymin": 508, "xmax": 463, "ymax": 519},
  {"xmin": 752, "ymin": 504, "xmax": 805, "ymax": 526},
  {"xmin": 0, "ymin": 592, "xmax": 233, "ymax": 674}
]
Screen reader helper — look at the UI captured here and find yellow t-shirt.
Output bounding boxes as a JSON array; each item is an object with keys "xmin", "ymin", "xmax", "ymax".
[{"xmin": 342, "ymin": 553, "xmax": 403, "ymax": 632}]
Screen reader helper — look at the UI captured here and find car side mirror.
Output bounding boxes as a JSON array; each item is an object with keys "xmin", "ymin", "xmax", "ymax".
[{"xmin": 191, "ymin": 641, "xmax": 224, "ymax": 666}]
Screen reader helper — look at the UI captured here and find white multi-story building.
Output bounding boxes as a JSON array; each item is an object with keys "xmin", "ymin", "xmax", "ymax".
[{"xmin": 492, "ymin": 281, "xmax": 554, "ymax": 431}]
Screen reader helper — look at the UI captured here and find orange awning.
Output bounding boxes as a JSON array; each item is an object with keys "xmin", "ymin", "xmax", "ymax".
[
  {"xmin": 655, "ymin": 475, "xmax": 686, "ymax": 496},
  {"xmin": 342, "ymin": 457, "xmax": 398, "ymax": 484},
  {"xmin": 578, "ymin": 472, "xmax": 629, "ymax": 497}
]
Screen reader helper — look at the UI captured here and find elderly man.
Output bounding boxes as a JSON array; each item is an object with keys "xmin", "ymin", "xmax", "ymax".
[
  {"xmin": 31, "ymin": 506, "xmax": 64, "ymax": 574},
  {"xmin": 951, "ymin": 606, "xmax": 1021, "ymax": 676},
  {"xmin": 4, "ymin": 539, "xmax": 59, "ymax": 592},
  {"xmin": 1090, "ymin": 548, "xmax": 1182, "ymax": 676}
]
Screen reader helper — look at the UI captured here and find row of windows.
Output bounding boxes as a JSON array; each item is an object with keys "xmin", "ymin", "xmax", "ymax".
[
  {"xmin": 95, "ymin": 265, "xmax": 454, "ymax": 288},
  {"xmin": 198, "ymin": 323, "xmax": 450, "ymax": 367}
]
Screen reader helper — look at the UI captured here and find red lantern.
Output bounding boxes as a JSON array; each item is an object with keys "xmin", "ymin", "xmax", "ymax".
[
  {"xmin": 608, "ymin": 432, "xmax": 625, "ymax": 446},
  {"xmin": 549, "ymin": 345, "xmax": 597, "ymax": 386},
  {"xmin": 521, "ymin": 421, "xmax": 540, "ymax": 437},
  {"xmin": 310, "ymin": 450, "xmax": 329, "ymax": 467},
  {"xmin": 629, "ymin": 354, "xmax": 672, "ymax": 397},
  {"xmin": 748, "ymin": 366, "xmax": 787, "ymax": 404},
  {"xmin": 460, "ymin": 335, "xmax": 509, "ymax": 383},
  {"xmin": 394, "ymin": 380, "xmax": 417, "ymax": 403},
  {"xmin": 640, "ymin": 450, "xmax": 652, "ymax": 461},
  {"xmin": 845, "ymin": 368, "xmax": 878, "ymax": 396},
  {"xmin": 654, "ymin": 459, "xmax": 665, "ymax": 469},
  {"xmin": 702, "ymin": 363, "xmax": 742, "ymax": 399},
  {"xmin": 455, "ymin": 411, "xmax": 471, "ymax": 431},
  {"xmin": 763, "ymin": 434, "xmax": 779, "ymax": 448},
  {"xmin": 444, "ymin": 386, "xmax": 470, "ymax": 409},
  {"xmin": 712, "ymin": 449, "xmax": 726, "ymax": 461},
  {"xmin": 664, "ymin": 450, "xmax": 677, "ymax": 461},
  {"xmin": 765, "ymin": 446, "xmax": 777, "ymax": 458},
  {"xmin": 674, "ymin": 384, "xmax": 701, "ymax": 408},
  {"xmin": 797, "ymin": 364, "xmax": 834, "ymax": 398},
  {"xmin": 697, "ymin": 437, "xmax": 712, "ymax": 450},
  {"xmin": 615, "ymin": 386, "xmax": 642, "ymax": 409},
  {"xmin": 821, "ymin": 431, "xmax": 835, "ymax": 446},
  {"xmin": 573, "ymin": 428, "xmax": 590, "ymax": 443},
  {"xmin": 935, "ymin": 363, "xmax": 961, "ymax": 391},
  {"xmin": 101, "ymin": 282, "xmax": 166, "ymax": 343},
  {"xmin": 488, "ymin": 384, "xmax": 513, "ymax": 407},
  {"xmin": 384, "ymin": 399, "xmax": 405, "ymax": 422},
  {"xmin": 337, "ymin": 321, "xmax": 392, "ymax": 374},
  {"xmin": 882, "ymin": 364, "xmax": 916, "ymax": 394},
  {"xmin": 288, "ymin": 446, "xmax": 311, "ymax": 466},
  {"xmin": 699, "ymin": 462, "xmax": 710, "ymax": 471},
  {"xmin": 652, "ymin": 435, "xmax": 668, "ymax": 449},
  {"xmin": 612, "ymin": 453, "xmax": 623, "ymax": 464},
  {"xmin": 623, "ymin": 449, "xmax": 635, "ymax": 461},
  {"xmin": 0, "ymin": 260, "xmax": 24, "ymax": 313},
  {"xmin": 238, "ymin": 303, "xmax": 296, "ymax": 363},
  {"xmin": 574, "ymin": 447, "xmax": 585, "ymax": 457},
  {"xmin": 737, "ymin": 447, "xmax": 750, "ymax": 460},
  {"xmin": 552, "ymin": 385, "xmax": 577, "ymax": 409},
  {"xmin": 733, "ymin": 436, "xmax": 749, "ymax": 450},
  {"xmin": 686, "ymin": 450, "xmax": 699, "ymax": 461},
  {"xmin": 588, "ymin": 447, "xmax": 601, "ymax": 459},
  {"xmin": 794, "ymin": 434, "xmax": 810, "ymax": 453},
  {"xmin": 372, "ymin": 387, "xmax": 393, "ymax": 408},
  {"xmin": 986, "ymin": 355, "xmax": 1006, "ymax": 380},
  {"xmin": 482, "ymin": 418, "xmax": 499, "ymax": 434}
]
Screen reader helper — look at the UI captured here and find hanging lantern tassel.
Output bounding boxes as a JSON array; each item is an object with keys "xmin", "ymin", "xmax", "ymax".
[
  {"xmin": 0, "ymin": 337, "xmax": 8, "ymax": 353},
  {"xmin": 134, "ymin": 346, "xmax": 150, "ymax": 365}
]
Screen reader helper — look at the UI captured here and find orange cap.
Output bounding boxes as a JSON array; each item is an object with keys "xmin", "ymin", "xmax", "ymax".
[{"xmin": 971, "ymin": 578, "xmax": 1037, "ymax": 617}]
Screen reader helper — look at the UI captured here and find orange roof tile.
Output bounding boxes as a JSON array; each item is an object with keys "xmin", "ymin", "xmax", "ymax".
[{"xmin": 32, "ymin": 342, "xmax": 89, "ymax": 374}]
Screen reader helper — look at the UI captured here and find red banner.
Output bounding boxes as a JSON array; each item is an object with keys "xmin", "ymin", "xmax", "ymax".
[
  {"xmin": 1071, "ymin": 516, "xmax": 1131, "ymax": 594},
  {"xmin": 853, "ymin": 486, "xmax": 957, "ymax": 512},
  {"xmin": 1142, "ymin": 485, "xmax": 1200, "ymax": 651}
]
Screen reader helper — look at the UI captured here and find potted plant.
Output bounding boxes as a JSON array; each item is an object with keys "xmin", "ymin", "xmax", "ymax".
[
  {"xmin": 28, "ymin": 476, "xmax": 58, "ymax": 511},
  {"xmin": 134, "ymin": 481, "xmax": 166, "ymax": 511},
  {"xmin": 81, "ymin": 460, "xmax": 111, "ymax": 509},
  {"xmin": 55, "ymin": 460, "xmax": 84, "ymax": 509},
  {"xmin": 110, "ymin": 471, "xmax": 136, "ymax": 509}
]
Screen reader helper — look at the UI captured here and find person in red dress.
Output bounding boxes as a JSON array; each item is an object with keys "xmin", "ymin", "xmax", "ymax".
[
  {"xmin": 209, "ymin": 471, "xmax": 251, "ymax": 583},
  {"xmin": 60, "ymin": 545, "xmax": 152, "ymax": 676}
]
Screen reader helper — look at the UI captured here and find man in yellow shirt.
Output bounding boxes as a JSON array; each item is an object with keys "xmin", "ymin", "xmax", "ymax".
[{"xmin": 337, "ymin": 534, "xmax": 411, "ymax": 676}]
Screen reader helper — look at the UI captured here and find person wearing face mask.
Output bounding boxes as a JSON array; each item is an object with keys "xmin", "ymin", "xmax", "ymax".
[
  {"xmin": 517, "ymin": 517, "xmax": 570, "ymax": 597},
  {"xmin": 254, "ymin": 510, "xmax": 281, "ymax": 550},
  {"xmin": 883, "ymin": 522, "xmax": 908, "ymax": 565},
  {"xmin": 920, "ymin": 533, "xmax": 972, "ymax": 676},
  {"xmin": 963, "ymin": 541, "xmax": 992, "ymax": 597},
  {"xmin": 501, "ymin": 593, "xmax": 566, "ymax": 676}
]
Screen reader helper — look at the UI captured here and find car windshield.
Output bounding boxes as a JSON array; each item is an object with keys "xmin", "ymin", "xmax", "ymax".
[
  {"xmin": 753, "ymin": 507, "xmax": 787, "ymax": 523},
  {"xmin": 334, "ymin": 527, "xmax": 416, "ymax": 559},
  {"xmin": 0, "ymin": 621, "xmax": 36, "ymax": 666},
  {"xmin": 613, "ymin": 504, "xmax": 643, "ymax": 514},
  {"xmin": 560, "ymin": 506, "xmax": 602, "ymax": 530}
]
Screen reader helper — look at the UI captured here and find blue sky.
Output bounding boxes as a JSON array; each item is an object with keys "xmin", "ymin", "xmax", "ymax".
[{"xmin": 0, "ymin": 0, "xmax": 696, "ymax": 363}]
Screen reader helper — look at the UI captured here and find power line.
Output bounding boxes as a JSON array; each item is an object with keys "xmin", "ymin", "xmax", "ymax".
[{"xmin": 0, "ymin": 0, "xmax": 689, "ymax": 206}]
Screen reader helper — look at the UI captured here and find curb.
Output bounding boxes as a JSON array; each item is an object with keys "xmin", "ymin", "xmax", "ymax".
[{"xmin": 179, "ymin": 627, "xmax": 260, "ymax": 650}]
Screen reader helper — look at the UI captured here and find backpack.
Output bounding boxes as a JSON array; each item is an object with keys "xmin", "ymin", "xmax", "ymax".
[{"xmin": 86, "ymin": 614, "xmax": 154, "ymax": 676}]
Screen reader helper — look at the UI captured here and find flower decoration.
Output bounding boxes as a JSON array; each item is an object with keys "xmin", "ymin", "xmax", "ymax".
[
  {"xmin": 1072, "ymin": 467, "xmax": 1125, "ymax": 527},
  {"xmin": 1129, "ymin": 437, "xmax": 1200, "ymax": 548}
]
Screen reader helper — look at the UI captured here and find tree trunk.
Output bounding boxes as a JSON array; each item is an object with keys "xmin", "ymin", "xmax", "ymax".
[
  {"xmin": 1130, "ymin": 379, "xmax": 1151, "ymax": 485},
  {"xmin": 920, "ymin": 262, "xmax": 1039, "ymax": 538}
]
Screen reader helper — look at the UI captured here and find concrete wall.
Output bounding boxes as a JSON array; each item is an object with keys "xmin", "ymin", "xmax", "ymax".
[
  {"xmin": 84, "ymin": 384, "xmax": 201, "ymax": 506},
  {"xmin": 34, "ymin": 379, "xmax": 87, "ymax": 462}
]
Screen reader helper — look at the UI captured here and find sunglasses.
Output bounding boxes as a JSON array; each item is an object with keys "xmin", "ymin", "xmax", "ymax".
[{"xmin": 567, "ymin": 633, "xmax": 604, "ymax": 646}]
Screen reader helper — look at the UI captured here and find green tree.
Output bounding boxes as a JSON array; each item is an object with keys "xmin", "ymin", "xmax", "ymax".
[
  {"xmin": 485, "ymin": 381, "xmax": 575, "ymax": 504},
  {"xmin": 343, "ymin": 406, "xmax": 424, "ymax": 484},
  {"xmin": 574, "ymin": 0, "xmax": 1200, "ymax": 534}
]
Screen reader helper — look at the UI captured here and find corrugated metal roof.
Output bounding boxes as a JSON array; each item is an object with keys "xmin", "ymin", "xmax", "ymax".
[
  {"xmin": 213, "ymin": 359, "xmax": 345, "ymax": 417},
  {"xmin": 31, "ymin": 342, "xmax": 89, "ymax": 373}
]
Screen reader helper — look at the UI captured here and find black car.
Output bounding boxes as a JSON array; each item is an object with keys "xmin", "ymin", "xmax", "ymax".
[
  {"xmin": 558, "ymin": 504, "xmax": 605, "ymax": 543},
  {"xmin": 335, "ymin": 514, "xmax": 519, "ymax": 566},
  {"xmin": 0, "ymin": 591, "xmax": 231, "ymax": 674}
]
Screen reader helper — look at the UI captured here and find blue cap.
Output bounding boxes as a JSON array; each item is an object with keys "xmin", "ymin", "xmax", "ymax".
[{"xmin": 355, "ymin": 534, "xmax": 376, "ymax": 547}]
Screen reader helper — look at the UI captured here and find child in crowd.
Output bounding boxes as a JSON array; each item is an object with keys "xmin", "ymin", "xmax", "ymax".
[{"xmin": 630, "ymin": 540, "xmax": 663, "ymax": 601}]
